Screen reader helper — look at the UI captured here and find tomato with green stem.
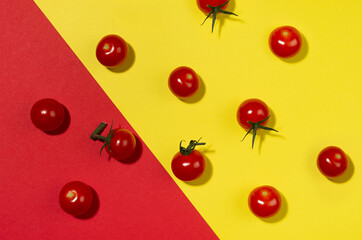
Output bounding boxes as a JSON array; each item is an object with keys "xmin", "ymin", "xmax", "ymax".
[
  {"xmin": 171, "ymin": 139, "xmax": 206, "ymax": 181},
  {"xmin": 30, "ymin": 98, "xmax": 65, "ymax": 132},
  {"xmin": 317, "ymin": 146, "xmax": 348, "ymax": 179},
  {"xmin": 236, "ymin": 98, "xmax": 278, "ymax": 148},
  {"xmin": 59, "ymin": 181, "xmax": 93, "ymax": 217},
  {"xmin": 90, "ymin": 122, "xmax": 136, "ymax": 161},
  {"xmin": 248, "ymin": 185, "xmax": 282, "ymax": 218},
  {"xmin": 197, "ymin": 0, "xmax": 237, "ymax": 32}
]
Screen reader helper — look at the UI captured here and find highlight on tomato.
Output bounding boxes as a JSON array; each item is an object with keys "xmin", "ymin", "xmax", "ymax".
[
  {"xmin": 168, "ymin": 66, "xmax": 200, "ymax": 99},
  {"xmin": 96, "ymin": 34, "xmax": 128, "ymax": 68},
  {"xmin": 248, "ymin": 185, "xmax": 282, "ymax": 218},
  {"xmin": 171, "ymin": 138, "xmax": 206, "ymax": 181},
  {"xmin": 197, "ymin": 0, "xmax": 238, "ymax": 32},
  {"xmin": 59, "ymin": 181, "xmax": 93, "ymax": 217},
  {"xmin": 30, "ymin": 98, "xmax": 65, "ymax": 132},
  {"xmin": 236, "ymin": 98, "xmax": 278, "ymax": 148},
  {"xmin": 90, "ymin": 122, "xmax": 137, "ymax": 161},
  {"xmin": 317, "ymin": 146, "xmax": 349, "ymax": 179},
  {"xmin": 269, "ymin": 26, "xmax": 302, "ymax": 58}
]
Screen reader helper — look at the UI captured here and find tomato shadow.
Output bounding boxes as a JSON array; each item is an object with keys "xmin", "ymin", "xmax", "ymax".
[
  {"xmin": 180, "ymin": 75, "xmax": 206, "ymax": 104},
  {"xmin": 109, "ymin": 44, "xmax": 135, "ymax": 73},
  {"xmin": 45, "ymin": 105, "xmax": 71, "ymax": 135},
  {"xmin": 76, "ymin": 187, "xmax": 100, "ymax": 219},
  {"xmin": 329, "ymin": 154, "xmax": 354, "ymax": 183},
  {"xmin": 281, "ymin": 33, "xmax": 309, "ymax": 63},
  {"xmin": 116, "ymin": 135, "xmax": 143, "ymax": 164},
  {"xmin": 257, "ymin": 108, "xmax": 284, "ymax": 152},
  {"xmin": 260, "ymin": 193, "xmax": 288, "ymax": 223},
  {"xmin": 185, "ymin": 155, "xmax": 213, "ymax": 186},
  {"xmin": 218, "ymin": 1, "xmax": 244, "ymax": 37}
]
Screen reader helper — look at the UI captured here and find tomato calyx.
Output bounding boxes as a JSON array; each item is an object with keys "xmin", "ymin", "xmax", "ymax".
[
  {"xmin": 201, "ymin": 0, "xmax": 238, "ymax": 33},
  {"xmin": 90, "ymin": 121, "xmax": 115, "ymax": 155},
  {"xmin": 179, "ymin": 138, "xmax": 206, "ymax": 156},
  {"xmin": 241, "ymin": 116, "xmax": 278, "ymax": 149}
]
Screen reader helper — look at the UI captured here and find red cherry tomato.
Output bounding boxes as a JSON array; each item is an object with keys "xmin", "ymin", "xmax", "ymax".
[
  {"xmin": 269, "ymin": 26, "xmax": 302, "ymax": 58},
  {"xmin": 168, "ymin": 66, "xmax": 200, "ymax": 99},
  {"xmin": 105, "ymin": 128, "xmax": 137, "ymax": 161},
  {"xmin": 237, "ymin": 98, "xmax": 277, "ymax": 148},
  {"xmin": 171, "ymin": 139, "xmax": 206, "ymax": 181},
  {"xmin": 197, "ymin": 0, "xmax": 229, "ymax": 14},
  {"xmin": 248, "ymin": 185, "xmax": 282, "ymax": 218},
  {"xmin": 96, "ymin": 35, "xmax": 128, "ymax": 68},
  {"xmin": 91, "ymin": 122, "xmax": 137, "ymax": 161},
  {"xmin": 30, "ymin": 98, "xmax": 65, "ymax": 132},
  {"xmin": 317, "ymin": 146, "xmax": 348, "ymax": 179},
  {"xmin": 59, "ymin": 181, "xmax": 93, "ymax": 216},
  {"xmin": 197, "ymin": 0, "xmax": 237, "ymax": 32}
]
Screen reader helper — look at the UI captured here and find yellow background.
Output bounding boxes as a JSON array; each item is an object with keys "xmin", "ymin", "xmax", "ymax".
[{"xmin": 34, "ymin": 0, "xmax": 361, "ymax": 239}]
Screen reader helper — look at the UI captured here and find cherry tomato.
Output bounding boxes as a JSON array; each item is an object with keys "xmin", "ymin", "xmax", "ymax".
[
  {"xmin": 171, "ymin": 139, "xmax": 206, "ymax": 181},
  {"xmin": 197, "ymin": 0, "xmax": 229, "ymax": 14},
  {"xmin": 317, "ymin": 146, "xmax": 348, "ymax": 179},
  {"xmin": 105, "ymin": 128, "xmax": 136, "ymax": 161},
  {"xmin": 96, "ymin": 35, "xmax": 128, "ymax": 68},
  {"xmin": 168, "ymin": 66, "xmax": 200, "ymax": 99},
  {"xmin": 197, "ymin": 0, "xmax": 237, "ymax": 32},
  {"xmin": 30, "ymin": 98, "xmax": 65, "ymax": 132},
  {"xmin": 236, "ymin": 98, "xmax": 277, "ymax": 148},
  {"xmin": 248, "ymin": 185, "xmax": 282, "ymax": 218},
  {"xmin": 269, "ymin": 26, "xmax": 302, "ymax": 58},
  {"xmin": 91, "ymin": 122, "xmax": 137, "ymax": 161},
  {"xmin": 59, "ymin": 181, "xmax": 93, "ymax": 216}
]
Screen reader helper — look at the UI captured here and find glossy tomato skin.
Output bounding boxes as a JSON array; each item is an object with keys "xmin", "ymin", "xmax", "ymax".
[
  {"xmin": 106, "ymin": 128, "xmax": 136, "ymax": 161},
  {"xmin": 269, "ymin": 26, "xmax": 302, "ymax": 58},
  {"xmin": 317, "ymin": 146, "xmax": 348, "ymax": 179},
  {"xmin": 237, "ymin": 98, "xmax": 270, "ymax": 130},
  {"xmin": 30, "ymin": 98, "xmax": 65, "ymax": 132},
  {"xmin": 96, "ymin": 35, "xmax": 128, "ymax": 68},
  {"xmin": 171, "ymin": 150, "xmax": 206, "ymax": 181},
  {"xmin": 168, "ymin": 66, "xmax": 200, "ymax": 99},
  {"xmin": 59, "ymin": 181, "xmax": 93, "ymax": 216},
  {"xmin": 248, "ymin": 185, "xmax": 282, "ymax": 218},
  {"xmin": 197, "ymin": 0, "xmax": 229, "ymax": 14}
]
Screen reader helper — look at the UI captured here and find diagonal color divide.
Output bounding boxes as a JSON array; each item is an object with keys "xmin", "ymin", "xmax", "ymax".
[{"xmin": 0, "ymin": 0, "xmax": 218, "ymax": 239}]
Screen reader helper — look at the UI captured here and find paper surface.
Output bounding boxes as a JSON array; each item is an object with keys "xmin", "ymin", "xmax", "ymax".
[{"xmin": 0, "ymin": 1, "xmax": 218, "ymax": 239}]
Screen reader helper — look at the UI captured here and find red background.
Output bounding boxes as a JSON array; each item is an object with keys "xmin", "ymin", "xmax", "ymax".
[{"xmin": 0, "ymin": 0, "xmax": 217, "ymax": 239}]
